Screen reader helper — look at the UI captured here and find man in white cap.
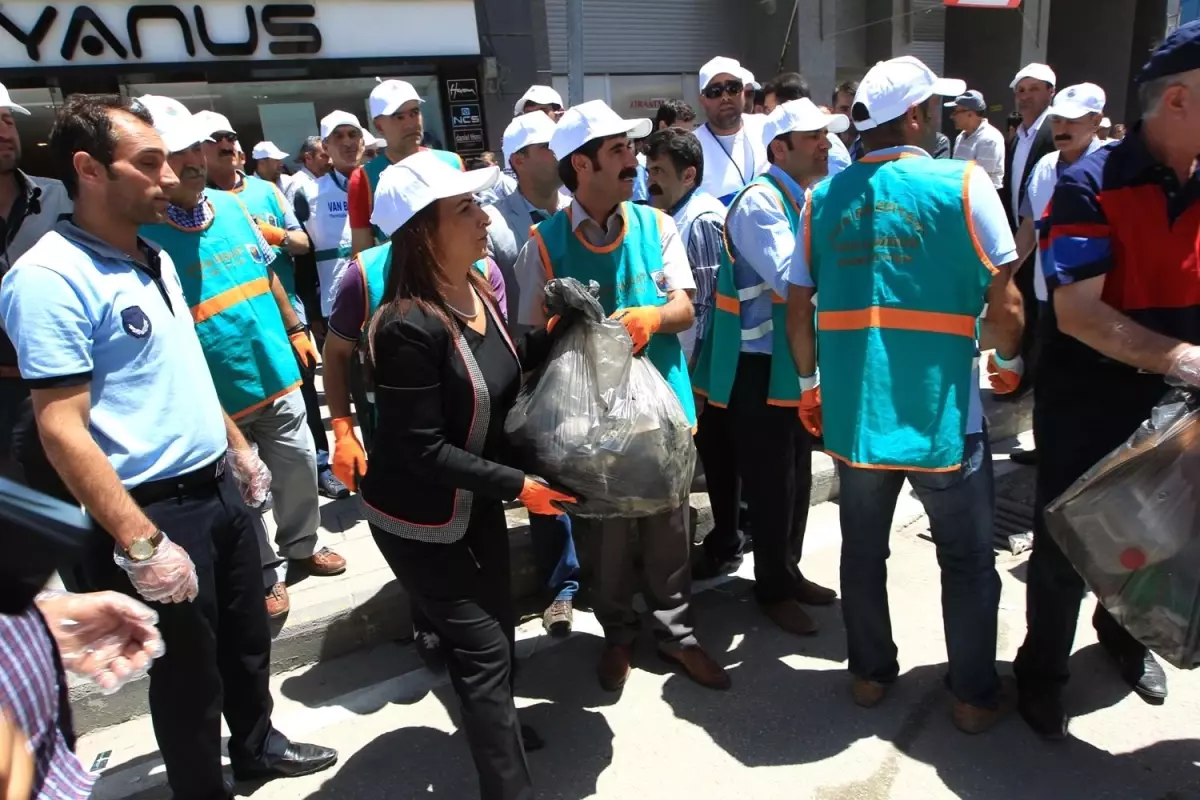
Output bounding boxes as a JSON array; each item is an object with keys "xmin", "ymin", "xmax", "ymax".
[
  {"xmin": 286, "ymin": 135, "xmax": 329, "ymax": 207},
  {"xmin": 947, "ymin": 90, "xmax": 1006, "ymax": 188},
  {"xmin": 0, "ymin": 92, "xmax": 337, "ymax": 799},
  {"xmin": 514, "ymin": 99, "xmax": 729, "ymax": 693},
  {"xmin": 360, "ymin": 132, "xmax": 380, "ymax": 163},
  {"xmin": 1098, "ymin": 116, "xmax": 1113, "ymax": 142},
  {"xmin": 348, "ymin": 80, "xmax": 464, "ymax": 257},
  {"xmin": 0, "ymin": 81, "xmax": 72, "ymax": 483},
  {"xmin": 739, "ymin": 67, "xmax": 760, "ymax": 114},
  {"xmin": 514, "ymin": 85, "xmax": 565, "ymax": 120},
  {"xmin": 695, "ymin": 56, "xmax": 768, "ymax": 205},
  {"xmin": 139, "ymin": 97, "xmax": 346, "ymax": 618},
  {"xmin": 691, "ymin": 99, "xmax": 843, "ymax": 636},
  {"xmin": 785, "ymin": 56, "xmax": 1025, "ymax": 732},
  {"xmin": 252, "ymin": 140, "xmax": 290, "ymax": 191}
]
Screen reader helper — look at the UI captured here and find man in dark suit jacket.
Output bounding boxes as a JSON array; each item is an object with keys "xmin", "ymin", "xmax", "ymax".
[{"xmin": 996, "ymin": 63, "xmax": 1057, "ymax": 461}]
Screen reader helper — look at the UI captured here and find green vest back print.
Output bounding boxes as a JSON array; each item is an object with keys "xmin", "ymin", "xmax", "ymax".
[
  {"xmin": 532, "ymin": 202, "xmax": 696, "ymax": 426},
  {"xmin": 142, "ymin": 191, "xmax": 301, "ymax": 419},
  {"xmin": 692, "ymin": 173, "xmax": 801, "ymax": 407},
  {"xmin": 807, "ymin": 154, "xmax": 992, "ymax": 471}
]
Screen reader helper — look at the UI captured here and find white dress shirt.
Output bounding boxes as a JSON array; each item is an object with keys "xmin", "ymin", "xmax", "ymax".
[{"xmin": 1009, "ymin": 108, "xmax": 1051, "ymax": 219}]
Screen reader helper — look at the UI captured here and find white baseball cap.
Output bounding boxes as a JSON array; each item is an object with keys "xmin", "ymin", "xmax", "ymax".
[
  {"xmin": 362, "ymin": 132, "xmax": 381, "ymax": 148},
  {"xmin": 700, "ymin": 56, "xmax": 743, "ymax": 91},
  {"xmin": 852, "ymin": 56, "xmax": 966, "ymax": 132},
  {"xmin": 320, "ymin": 110, "xmax": 364, "ymax": 140},
  {"xmin": 1048, "ymin": 83, "xmax": 1106, "ymax": 120},
  {"xmin": 738, "ymin": 67, "xmax": 760, "ymax": 91},
  {"xmin": 370, "ymin": 79, "xmax": 423, "ymax": 119},
  {"xmin": 1010, "ymin": 63, "xmax": 1057, "ymax": 90},
  {"xmin": 513, "ymin": 85, "xmax": 564, "ymax": 116},
  {"xmin": 1101, "ymin": 116, "xmax": 1113, "ymax": 127},
  {"xmin": 136, "ymin": 95, "xmax": 208, "ymax": 153},
  {"xmin": 503, "ymin": 111, "xmax": 557, "ymax": 166},
  {"xmin": 549, "ymin": 100, "xmax": 653, "ymax": 161},
  {"xmin": 192, "ymin": 110, "xmax": 236, "ymax": 138},
  {"xmin": 0, "ymin": 83, "xmax": 30, "ymax": 115},
  {"xmin": 252, "ymin": 141, "xmax": 288, "ymax": 160},
  {"xmin": 371, "ymin": 151, "xmax": 499, "ymax": 237},
  {"xmin": 762, "ymin": 99, "xmax": 850, "ymax": 147}
]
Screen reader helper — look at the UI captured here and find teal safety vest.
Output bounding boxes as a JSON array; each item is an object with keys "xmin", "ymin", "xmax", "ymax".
[
  {"xmin": 359, "ymin": 242, "xmax": 490, "ymax": 338},
  {"xmin": 692, "ymin": 174, "xmax": 800, "ymax": 408},
  {"xmin": 361, "ymin": 148, "xmax": 465, "ymax": 244},
  {"xmin": 530, "ymin": 202, "xmax": 696, "ymax": 426},
  {"xmin": 226, "ymin": 174, "xmax": 300, "ymax": 304},
  {"xmin": 142, "ymin": 191, "xmax": 301, "ymax": 419},
  {"xmin": 807, "ymin": 153, "xmax": 992, "ymax": 471}
]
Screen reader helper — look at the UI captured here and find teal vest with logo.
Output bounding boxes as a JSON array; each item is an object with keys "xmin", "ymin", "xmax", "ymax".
[
  {"xmin": 692, "ymin": 174, "xmax": 800, "ymax": 408},
  {"xmin": 807, "ymin": 154, "xmax": 991, "ymax": 471},
  {"xmin": 359, "ymin": 242, "xmax": 490, "ymax": 340},
  {"xmin": 362, "ymin": 148, "xmax": 465, "ymax": 244},
  {"xmin": 531, "ymin": 202, "xmax": 696, "ymax": 426},
  {"xmin": 228, "ymin": 174, "xmax": 299, "ymax": 303},
  {"xmin": 142, "ymin": 191, "xmax": 301, "ymax": 419}
]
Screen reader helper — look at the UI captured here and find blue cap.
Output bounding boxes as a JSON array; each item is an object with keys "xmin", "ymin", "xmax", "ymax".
[{"xmin": 1137, "ymin": 20, "xmax": 1200, "ymax": 84}]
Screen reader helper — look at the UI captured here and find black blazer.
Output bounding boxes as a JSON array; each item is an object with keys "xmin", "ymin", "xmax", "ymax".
[
  {"xmin": 1000, "ymin": 120, "xmax": 1056, "ymax": 232},
  {"xmin": 359, "ymin": 297, "xmax": 555, "ymax": 540}
]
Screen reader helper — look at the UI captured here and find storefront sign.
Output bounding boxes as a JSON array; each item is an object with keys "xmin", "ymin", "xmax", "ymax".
[
  {"xmin": 446, "ymin": 78, "xmax": 478, "ymax": 103},
  {"xmin": 452, "ymin": 127, "xmax": 484, "ymax": 152},
  {"xmin": 450, "ymin": 103, "xmax": 480, "ymax": 128}
]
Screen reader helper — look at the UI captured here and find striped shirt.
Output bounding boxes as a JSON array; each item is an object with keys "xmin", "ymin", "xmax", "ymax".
[{"xmin": 0, "ymin": 608, "xmax": 95, "ymax": 800}]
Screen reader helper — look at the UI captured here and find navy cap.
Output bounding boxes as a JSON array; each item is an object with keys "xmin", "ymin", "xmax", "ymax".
[
  {"xmin": 944, "ymin": 90, "xmax": 986, "ymax": 112},
  {"xmin": 1137, "ymin": 20, "xmax": 1200, "ymax": 84}
]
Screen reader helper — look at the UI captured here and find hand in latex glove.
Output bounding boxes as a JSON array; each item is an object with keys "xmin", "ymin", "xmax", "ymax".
[
  {"xmin": 113, "ymin": 533, "xmax": 199, "ymax": 605},
  {"xmin": 36, "ymin": 590, "xmax": 166, "ymax": 694},
  {"xmin": 1168, "ymin": 345, "xmax": 1200, "ymax": 388},
  {"xmin": 227, "ymin": 448, "xmax": 272, "ymax": 508},
  {"xmin": 332, "ymin": 417, "xmax": 367, "ymax": 491},
  {"xmin": 610, "ymin": 306, "xmax": 662, "ymax": 354},
  {"xmin": 518, "ymin": 476, "xmax": 576, "ymax": 516},
  {"xmin": 987, "ymin": 352, "xmax": 1024, "ymax": 395},
  {"xmin": 798, "ymin": 373, "xmax": 823, "ymax": 437},
  {"xmin": 290, "ymin": 330, "xmax": 319, "ymax": 370}
]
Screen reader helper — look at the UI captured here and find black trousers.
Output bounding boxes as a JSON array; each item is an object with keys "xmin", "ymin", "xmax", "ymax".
[
  {"xmin": 371, "ymin": 501, "xmax": 532, "ymax": 800},
  {"xmin": 80, "ymin": 468, "xmax": 285, "ymax": 800},
  {"xmin": 1013, "ymin": 253, "xmax": 1042, "ymax": 394},
  {"xmin": 1013, "ymin": 397, "xmax": 1147, "ymax": 694},
  {"xmin": 297, "ymin": 352, "xmax": 330, "ymax": 465}
]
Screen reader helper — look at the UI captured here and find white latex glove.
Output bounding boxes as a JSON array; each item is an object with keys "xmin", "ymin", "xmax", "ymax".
[
  {"xmin": 1167, "ymin": 345, "xmax": 1200, "ymax": 388},
  {"xmin": 227, "ymin": 448, "xmax": 272, "ymax": 508},
  {"xmin": 113, "ymin": 533, "xmax": 199, "ymax": 605}
]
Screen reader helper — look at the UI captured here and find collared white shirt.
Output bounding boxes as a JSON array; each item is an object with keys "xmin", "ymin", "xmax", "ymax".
[
  {"xmin": 952, "ymin": 119, "xmax": 1006, "ymax": 189},
  {"xmin": 1010, "ymin": 108, "xmax": 1051, "ymax": 219}
]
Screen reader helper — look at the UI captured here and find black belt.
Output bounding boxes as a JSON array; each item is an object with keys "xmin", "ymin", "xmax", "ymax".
[{"xmin": 129, "ymin": 455, "xmax": 226, "ymax": 507}]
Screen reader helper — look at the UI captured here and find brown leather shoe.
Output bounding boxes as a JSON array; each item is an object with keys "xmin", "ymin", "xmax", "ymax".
[
  {"xmin": 851, "ymin": 677, "xmax": 890, "ymax": 708},
  {"xmin": 762, "ymin": 599, "xmax": 819, "ymax": 636},
  {"xmin": 953, "ymin": 677, "xmax": 1016, "ymax": 735},
  {"xmin": 796, "ymin": 576, "xmax": 837, "ymax": 606},
  {"xmin": 297, "ymin": 547, "xmax": 347, "ymax": 576},
  {"xmin": 598, "ymin": 643, "xmax": 633, "ymax": 692},
  {"xmin": 266, "ymin": 582, "xmax": 290, "ymax": 618},
  {"xmin": 659, "ymin": 646, "xmax": 731, "ymax": 691}
]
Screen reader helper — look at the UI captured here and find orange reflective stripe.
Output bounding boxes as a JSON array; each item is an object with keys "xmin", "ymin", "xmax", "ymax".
[
  {"xmin": 825, "ymin": 448, "xmax": 961, "ymax": 474},
  {"xmin": 532, "ymin": 228, "xmax": 553, "ymax": 282},
  {"xmin": 962, "ymin": 161, "xmax": 998, "ymax": 275},
  {"xmin": 190, "ymin": 277, "xmax": 272, "ymax": 324},
  {"xmin": 715, "ymin": 294, "xmax": 740, "ymax": 314},
  {"xmin": 818, "ymin": 306, "xmax": 976, "ymax": 338}
]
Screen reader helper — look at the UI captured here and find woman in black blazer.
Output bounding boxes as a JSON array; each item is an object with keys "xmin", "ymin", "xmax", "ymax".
[{"xmin": 359, "ymin": 153, "xmax": 573, "ymax": 800}]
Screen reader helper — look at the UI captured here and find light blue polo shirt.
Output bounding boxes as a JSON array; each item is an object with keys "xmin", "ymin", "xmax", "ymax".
[{"xmin": 0, "ymin": 221, "xmax": 227, "ymax": 487}]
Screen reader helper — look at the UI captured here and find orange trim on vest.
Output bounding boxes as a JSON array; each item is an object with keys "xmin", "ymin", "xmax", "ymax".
[
  {"xmin": 802, "ymin": 187, "xmax": 814, "ymax": 272},
  {"xmin": 826, "ymin": 448, "xmax": 961, "ymax": 474},
  {"xmin": 568, "ymin": 205, "xmax": 627, "ymax": 254},
  {"xmin": 856, "ymin": 151, "xmax": 924, "ymax": 164},
  {"xmin": 229, "ymin": 380, "xmax": 303, "ymax": 421},
  {"xmin": 715, "ymin": 293, "xmax": 740, "ymax": 314},
  {"xmin": 190, "ymin": 277, "xmax": 272, "ymax": 325},
  {"xmin": 818, "ymin": 306, "xmax": 976, "ymax": 338},
  {"xmin": 532, "ymin": 227, "xmax": 553, "ymax": 283},
  {"xmin": 962, "ymin": 160, "xmax": 999, "ymax": 275}
]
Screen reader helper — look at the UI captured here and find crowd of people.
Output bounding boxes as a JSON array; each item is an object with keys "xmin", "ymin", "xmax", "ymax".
[{"xmin": 0, "ymin": 18, "xmax": 1198, "ymax": 800}]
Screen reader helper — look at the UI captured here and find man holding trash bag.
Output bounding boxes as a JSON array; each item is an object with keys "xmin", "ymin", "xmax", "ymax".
[
  {"xmin": 1013, "ymin": 22, "xmax": 1200, "ymax": 741},
  {"xmin": 515, "ymin": 100, "xmax": 730, "ymax": 694}
]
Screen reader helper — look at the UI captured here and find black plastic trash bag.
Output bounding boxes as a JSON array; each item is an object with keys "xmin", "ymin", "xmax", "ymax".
[
  {"xmin": 505, "ymin": 278, "xmax": 696, "ymax": 518},
  {"xmin": 1044, "ymin": 389, "xmax": 1200, "ymax": 669}
]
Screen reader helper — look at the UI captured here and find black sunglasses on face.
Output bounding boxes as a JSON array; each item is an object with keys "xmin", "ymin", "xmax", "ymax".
[
  {"xmin": 212, "ymin": 132, "xmax": 237, "ymax": 143},
  {"xmin": 702, "ymin": 80, "xmax": 744, "ymax": 100}
]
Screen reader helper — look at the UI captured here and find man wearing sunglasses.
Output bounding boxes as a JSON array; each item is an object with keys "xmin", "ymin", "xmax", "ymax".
[{"xmin": 695, "ymin": 56, "xmax": 769, "ymax": 206}]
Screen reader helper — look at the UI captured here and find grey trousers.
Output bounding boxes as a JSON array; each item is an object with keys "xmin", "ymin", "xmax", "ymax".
[
  {"xmin": 587, "ymin": 500, "xmax": 697, "ymax": 652},
  {"xmin": 237, "ymin": 388, "xmax": 321, "ymax": 585}
]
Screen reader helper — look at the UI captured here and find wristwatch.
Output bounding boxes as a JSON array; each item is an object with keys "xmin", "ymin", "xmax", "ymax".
[{"xmin": 126, "ymin": 530, "xmax": 165, "ymax": 562}]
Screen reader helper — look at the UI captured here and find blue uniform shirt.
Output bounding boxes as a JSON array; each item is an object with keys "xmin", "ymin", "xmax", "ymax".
[{"xmin": 0, "ymin": 221, "xmax": 227, "ymax": 487}]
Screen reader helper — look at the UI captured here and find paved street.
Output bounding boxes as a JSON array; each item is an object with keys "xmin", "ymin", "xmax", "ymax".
[{"xmin": 79, "ymin": 451, "xmax": 1200, "ymax": 800}]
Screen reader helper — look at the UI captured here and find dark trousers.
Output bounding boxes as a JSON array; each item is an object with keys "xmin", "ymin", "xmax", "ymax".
[
  {"xmin": 79, "ymin": 468, "xmax": 284, "ymax": 800},
  {"xmin": 371, "ymin": 502, "xmax": 531, "ymax": 800},
  {"xmin": 1013, "ymin": 400, "xmax": 1147, "ymax": 695},
  {"xmin": 1014, "ymin": 254, "xmax": 1042, "ymax": 393},
  {"xmin": 0, "ymin": 377, "xmax": 28, "ymax": 482},
  {"xmin": 837, "ymin": 433, "xmax": 1002, "ymax": 708},
  {"xmin": 528, "ymin": 513, "xmax": 580, "ymax": 602}
]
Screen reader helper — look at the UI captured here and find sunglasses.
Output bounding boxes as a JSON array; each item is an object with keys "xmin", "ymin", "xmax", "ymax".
[
  {"xmin": 702, "ymin": 80, "xmax": 744, "ymax": 100},
  {"xmin": 212, "ymin": 132, "xmax": 237, "ymax": 143}
]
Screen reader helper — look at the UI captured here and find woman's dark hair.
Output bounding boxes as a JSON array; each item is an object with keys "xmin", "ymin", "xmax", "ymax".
[
  {"xmin": 369, "ymin": 202, "xmax": 494, "ymax": 351},
  {"xmin": 50, "ymin": 93, "xmax": 154, "ymax": 200}
]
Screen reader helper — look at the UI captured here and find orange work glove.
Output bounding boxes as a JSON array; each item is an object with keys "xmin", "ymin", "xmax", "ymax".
[
  {"xmin": 290, "ymin": 330, "xmax": 318, "ymax": 369},
  {"xmin": 610, "ymin": 306, "xmax": 662, "ymax": 354},
  {"xmin": 256, "ymin": 222, "xmax": 287, "ymax": 247},
  {"xmin": 331, "ymin": 417, "xmax": 367, "ymax": 491},
  {"xmin": 987, "ymin": 352, "xmax": 1024, "ymax": 395},
  {"xmin": 798, "ymin": 373, "xmax": 823, "ymax": 437},
  {"xmin": 518, "ymin": 477, "xmax": 576, "ymax": 516}
]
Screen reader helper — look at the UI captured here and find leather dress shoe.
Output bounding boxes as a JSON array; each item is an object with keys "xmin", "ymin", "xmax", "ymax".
[
  {"xmin": 1110, "ymin": 648, "xmax": 1168, "ymax": 703},
  {"xmin": 598, "ymin": 643, "xmax": 633, "ymax": 692},
  {"xmin": 762, "ymin": 599, "xmax": 818, "ymax": 636},
  {"xmin": 691, "ymin": 553, "xmax": 743, "ymax": 581},
  {"xmin": 795, "ymin": 576, "xmax": 837, "ymax": 606},
  {"xmin": 233, "ymin": 742, "xmax": 338, "ymax": 781},
  {"xmin": 952, "ymin": 677, "xmax": 1015, "ymax": 735},
  {"xmin": 1017, "ymin": 688, "xmax": 1069, "ymax": 741},
  {"xmin": 851, "ymin": 678, "xmax": 890, "ymax": 708},
  {"xmin": 659, "ymin": 646, "xmax": 731, "ymax": 690}
]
